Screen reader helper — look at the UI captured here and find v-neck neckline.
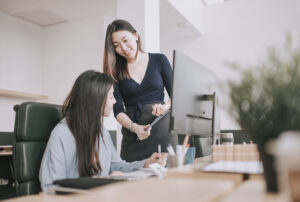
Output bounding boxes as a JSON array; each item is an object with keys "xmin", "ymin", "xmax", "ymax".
[{"xmin": 130, "ymin": 53, "xmax": 150, "ymax": 86}]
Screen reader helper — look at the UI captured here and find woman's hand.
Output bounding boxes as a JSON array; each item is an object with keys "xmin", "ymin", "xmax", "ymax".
[
  {"xmin": 132, "ymin": 123, "xmax": 151, "ymax": 140},
  {"xmin": 152, "ymin": 103, "xmax": 170, "ymax": 117},
  {"xmin": 110, "ymin": 171, "xmax": 124, "ymax": 176},
  {"xmin": 144, "ymin": 152, "xmax": 168, "ymax": 168}
]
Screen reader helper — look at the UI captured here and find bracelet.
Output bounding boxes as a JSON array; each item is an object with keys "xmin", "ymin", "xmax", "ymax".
[{"xmin": 129, "ymin": 121, "xmax": 134, "ymax": 132}]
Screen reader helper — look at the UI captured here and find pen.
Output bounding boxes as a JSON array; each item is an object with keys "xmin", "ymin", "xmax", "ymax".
[
  {"xmin": 183, "ymin": 134, "xmax": 190, "ymax": 147},
  {"xmin": 183, "ymin": 144, "xmax": 190, "ymax": 156},
  {"xmin": 176, "ymin": 145, "xmax": 183, "ymax": 154},
  {"xmin": 158, "ymin": 144, "xmax": 161, "ymax": 155},
  {"xmin": 167, "ymin": 144, "xmax": 175, "ymax": 155}
]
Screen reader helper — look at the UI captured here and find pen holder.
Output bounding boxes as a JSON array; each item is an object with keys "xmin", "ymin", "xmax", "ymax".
[{"xmin": 167, "ymin": 154, "xmax": 185, "ymax": 168}]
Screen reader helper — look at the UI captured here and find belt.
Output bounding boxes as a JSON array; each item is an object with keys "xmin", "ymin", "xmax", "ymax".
[{"xmin": 126, "ymin": 102, "xmax": 164, "ymax": 122}]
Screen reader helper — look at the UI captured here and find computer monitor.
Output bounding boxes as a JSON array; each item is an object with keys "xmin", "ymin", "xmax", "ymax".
[{"xmin": 170, "ymin": 50, "xmax": 220, "ymax": 155}]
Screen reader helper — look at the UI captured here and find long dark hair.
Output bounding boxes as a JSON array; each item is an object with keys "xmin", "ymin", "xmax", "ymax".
[
  {"xmin": 103, "ymin": 19, "xmax": 143, "ymax": 81},
  {"xmin": 62, "ymin": 70, "xmax": 114, "ymax": 177}
]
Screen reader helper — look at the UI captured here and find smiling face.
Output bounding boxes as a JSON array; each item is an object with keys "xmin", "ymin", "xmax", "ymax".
[
  {"xmin": 111, "ymin": 30, "xmax": 139, "ymax": 60},
  {"xmin": 103, "ymin": 86, "xmax": 116, "ymax": 117}
]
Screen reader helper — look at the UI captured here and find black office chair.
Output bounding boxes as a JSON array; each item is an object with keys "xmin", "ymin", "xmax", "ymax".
[{"xmin": 13, "ymin": 102, "xmax": 62, "ymax": 196}]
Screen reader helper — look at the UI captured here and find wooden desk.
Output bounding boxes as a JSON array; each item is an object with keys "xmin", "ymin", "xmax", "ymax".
[
  {"xmin": 4, "ymin": 157, "xmax": 239, "ymax": 202},
  {"xmin": 220, "ymin": 179, "xmax": 290, "ymax": 202},
  {"xmin": 6, "ymin": 157, "xmax": 285, "ymax": 202},
  {"xmin": 167, "ymin": 156, "xmax": 244, "ymax": 187},
  {"xmin": 4, "ymin": 176, "xmax": 236, "ymax": 202}
]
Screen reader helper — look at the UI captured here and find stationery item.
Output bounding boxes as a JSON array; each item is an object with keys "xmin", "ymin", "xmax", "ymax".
[
  {"xmin": 167, "ymin": 155, "xmax": 176, "ymax": 168},
  {"xmin": 203, "ymin": 160, "xmax": 263, "ymax": 174},
  {"xmin": 184, "ymin": 147, "xmax": 196, "ymax": 165},
  {"xmin": 47, "ymin": 186, "xmax": 92, "ymax": 195},
  {"xmin": 157, "ymin": 144, "xmax": 162, "ymax": 163},
  {"xmin": 182, "ymin": 144, "xmax": 190, "ymax": 156},
  {"xmin": 120, "ymin": 168, "xmax": 156, "ymax": 179},
  {"xmin": 176, "ymin": 145, "xmax": 183, "ymax": 154},
  {"xmin": 53, "ymin": 176, "xmax": 125, "ymax": 191},
  {"xmin": 167, "ymin": 154, "xmax": 184, "ymax": 168},
  {"xmin": 147, "ymin": 110, "xmax": 170, "ymax": 131},
  {"xmin": 149, "ymin": 163, "xmax": 168, "ymax": 179},
  {"xmin": 183, "ymin": 134, "xmax": 190, "ymax": 146},
  {"xmin": 176, "ymin": 154, "xmax": 184, "ymax": 167},
  {"xmin": 167, "ymin": 144, "xmax": 175, "ymax": 155},
  {"xmin": 167, "ymin": 153, "xmax": 185, "ymax": 168},
  {"xmin": 51, "ymin": 168, "xmax": 158, "ymax": 194}
]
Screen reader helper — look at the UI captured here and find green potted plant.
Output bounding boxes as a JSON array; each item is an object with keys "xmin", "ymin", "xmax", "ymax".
[{"xmin": 227, "ymin": 34, "xmax": 300, "ymax": 192}]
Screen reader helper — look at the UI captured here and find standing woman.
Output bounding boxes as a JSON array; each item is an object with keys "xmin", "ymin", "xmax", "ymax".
[{"xmin": 103, "ymin": 19, "xmax": 178, "ymax": 162}]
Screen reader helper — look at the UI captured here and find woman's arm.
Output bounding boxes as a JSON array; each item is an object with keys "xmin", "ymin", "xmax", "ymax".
[
  {"xmin": 152, "ymin": 54, "xmax": 173, "ymax": 117},
  {"xmin": 114, "ymin": 84, "xmax": 151, "ymax": 140},
  {"xmin": 39, "ymin": 127, "xmax": 67, "ymax": 191},
  {"xmin": 116, "ymin": 113, "xmax": 151, "ymax": 140}
]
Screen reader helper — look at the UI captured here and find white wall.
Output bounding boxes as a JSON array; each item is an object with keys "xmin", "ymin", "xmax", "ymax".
[
  {"xmin": 161, "ymin": 0, "xmax": 300, "ymax": 129},
  {"xmin": 0, "ymin": 13, "xmax": 118, "ymax": 132},
  {"xmin": 43, "ymin": 16, "xmax": 117, "ymax": 130},
  {"xmin": 117, "ymin": 0, "xmax": 160, "ymax": 53},
  {"xmin": 167, "ymin": 0, "xmax": 204, "ymax": 34},
  {"xmin": 0, "ymin": 11, "xmax": 44, "ymax": 132}
]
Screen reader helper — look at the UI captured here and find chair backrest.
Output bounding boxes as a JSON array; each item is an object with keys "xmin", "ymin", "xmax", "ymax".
[{"xmin": 13, "ymin": 102, "xmax": 62, "ymax": 196}]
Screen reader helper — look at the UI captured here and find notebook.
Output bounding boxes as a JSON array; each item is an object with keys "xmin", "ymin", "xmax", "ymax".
[
  {"xmin": 52, "ymin": 169, "xmax": 156, "ymax": 194},
  {"xmin": 53, "ymin": 176, "xmax": 125, "ymax": 190},
  {"xmin": 203, "ymin": 161, "xmax": 263, "ymax": 174}
]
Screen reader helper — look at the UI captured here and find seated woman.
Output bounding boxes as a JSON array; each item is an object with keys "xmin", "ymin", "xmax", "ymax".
[{"xmin": 39, "ymin": 70, "xmax": 167, "ymax": 191}]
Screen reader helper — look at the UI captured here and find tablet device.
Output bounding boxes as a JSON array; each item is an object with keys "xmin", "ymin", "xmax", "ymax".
[{"xmin": 147, "ymin": 110, "xmax": 170, "ymax": 131}]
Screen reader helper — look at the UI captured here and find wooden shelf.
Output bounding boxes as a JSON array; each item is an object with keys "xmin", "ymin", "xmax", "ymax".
[
  {"xmin": 0, "ymin": 89, "xmax": 48, "ymax": 100},
  {"xmin": 0, "ymin": 145, "xmax": 12, "ymax": 156}
]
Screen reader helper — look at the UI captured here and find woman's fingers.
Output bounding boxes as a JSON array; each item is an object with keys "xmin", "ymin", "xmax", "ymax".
[
  {"xmin": 152, "ymin": 104, "xmax": 165, "ymax": 116},
  {"xmin": 136, "ymin": 124, "xmax": 151, "ymax": 140},
  {"xmin": 110, "ymin": 171, "xmax": 124, "ymax": 176},
  {"xmin": 144, "ymin": 124, "xmax": 151, "ymax": 134},
  {"xmin": 152, "ymin": 104, "xmax": 158, "ymax": 115},
  {"xmin": 149, "ymin": 152, "xmax": 168, "ymax": 167}
]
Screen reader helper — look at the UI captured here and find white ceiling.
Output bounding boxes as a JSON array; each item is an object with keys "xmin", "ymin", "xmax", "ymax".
[
  {"xmin": 160, "ymin": 0, "xmax": 202, "ymax": 43},
  {"xmin": 0, "ymin": 0, "xmax": 117, "ymax": 26},
  {"xmin": 0, "ymin": 0, "xmax": 201, "ymax": 41}
]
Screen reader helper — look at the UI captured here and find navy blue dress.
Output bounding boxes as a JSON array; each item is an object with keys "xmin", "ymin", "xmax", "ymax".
[{"xmin": 113, "ymin": 53, "xmax": 178, "ymax": 162}]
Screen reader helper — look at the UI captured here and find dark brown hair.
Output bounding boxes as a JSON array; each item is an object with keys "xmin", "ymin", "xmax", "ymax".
[
  {"xmin": 62, "ymin": 70, "xmax": 114, "ymax": 176},
  {"xmin": 103, "ymin": 19, "xmax": 143, "ymax": 81}
]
